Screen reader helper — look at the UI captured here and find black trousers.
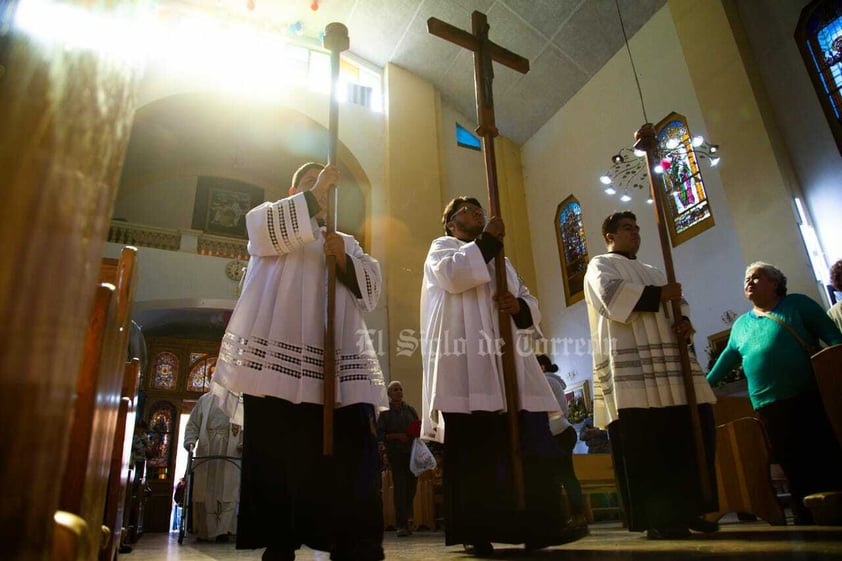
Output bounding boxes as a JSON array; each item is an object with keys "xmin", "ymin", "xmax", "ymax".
[
  {"xmin": 442, "ymin": 411, "xmax": 568, "ymax": 546},
  {"xmin": 756, "ymin": 389, "xmax": 842, "ymax": 519},
  {"xmin": 238, "ymin": 396, "xmax": 384, "ymax": 561},
  {"xmin": 608, "ymin": 404, "xmax": 718, "ymax": 532},
  {"xmin": 386, "ymin": 450, "xmax": 417, "ymax": 529},
  {"xmin": 554, "ymin": 426, "xmax": 584, "ymax": 516}
]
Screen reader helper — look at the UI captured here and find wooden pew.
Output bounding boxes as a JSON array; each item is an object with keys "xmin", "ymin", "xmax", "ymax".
[
  {"xmin": 57, "ymin": 283, "xmax": 123, "ymax": 558},
  {"xmin": 707, "ymin": 395, "xmax": 786, "ymax": 525},
  {"xmin": 706, "ymin": 416, "xmax": 786, "ymax": 525},
  {"xmin": 813, "ymin": 344, "xmax": 842, "ymax": 445},
  {"xmin": 56, "ymin": 247, "xmax": 139, "ymax": 561},
  {"xmin": 97, "ymin": 248, "xmax": 139, "ymax": 561},
  {"xmin": 571, "ymin": 453, "xmax": 623, "ymax": 524},
  {"xmin": 100, "ymin": 359, "xmax": 141, "ymax": 561}
]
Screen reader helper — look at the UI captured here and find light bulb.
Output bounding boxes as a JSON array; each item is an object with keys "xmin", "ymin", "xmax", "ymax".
[
  {"xmin": 665, "ymin": 138, "xmax": 680, "ymax": 150},
  {"xmin": 692, "ymin": 135, "xmax": 704, "ymax": 147},
  {"xmin": 604, "ymin": 186, "xmax": 617, "ymax": 195},
  {"xmin": 633, "ymin": 148, "xmax": 646, "ymax": 157},
  {"xmin": 710, "ymin": 157, "xmax": 720, "ymax": 166},
  {"xmin": 653, "ymin": 164, "xmax": 664, "ymax": 174},
  {"xmin": 612, "ymin": 154, "xmax": 624, "ymax": 164},
  {"xmin": 646, "ymin": 197, "xmax": 654, "ymax": 204},
  {"xmin": 620, "ymin": 192, "xmax": 632, "ymax": 202},
  {"xmin": 709, "ymin": 144, "xmax": 719, "ymax": 153},
  {"xmin": 600, "ymin": 175, "xmax": 612, "ymax": 185}
]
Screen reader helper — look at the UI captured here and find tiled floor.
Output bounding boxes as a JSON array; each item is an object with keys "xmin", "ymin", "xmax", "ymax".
[{"xmin": 127, "ymin": 518, "xmax": 842, "ymax": 561}]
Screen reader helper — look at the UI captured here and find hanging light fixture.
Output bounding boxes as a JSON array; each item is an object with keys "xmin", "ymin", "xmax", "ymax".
[{"xmin": 598, "ymin": 0, "xmax": 722, "ymax": 200}]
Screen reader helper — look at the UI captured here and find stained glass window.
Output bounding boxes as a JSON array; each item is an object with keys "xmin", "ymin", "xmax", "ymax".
[
  {"xmin": 655, "ymin": 113, "xmax": 715, "ymax": 246},
  {"xmin": 555, "ymin": 195, "xmax": 589, "ymax": 306},
  {"xmin": 187, "ymin": 356, "xmax": 217, "ymax": 393},
  {"xmin": 151, "ymin": 351, "xmax": 178, "ymax": 390},
  {"xmin": 146, "ymin": 401, "xmax": 176, "ymax": 480},
  {"xmin": 797, "ymin": 0, "xmax": 842, "ymax": 156}
]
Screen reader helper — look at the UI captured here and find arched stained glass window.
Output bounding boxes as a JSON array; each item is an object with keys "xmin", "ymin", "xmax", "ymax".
[
  {"xmin": 187, "ymin": 356, "xmax": 217, "ymax": 393},
  {"xmin": 151, "ymin": 351, "xmax": 178, "ymax": 390},
  {"xmin": 554, "ymin": 195, "xmax": 589, "ymax": 306},
  {"xmin": 797, "ymin": 0, "xmax": 842, "ymax": 156},
  {"xmin": 655, "ymin": 113, "xmax": 715, "ymax": 246},
  {"xmin": 146, "ymin": 401, "xmax": 176, "ymax": 480}
]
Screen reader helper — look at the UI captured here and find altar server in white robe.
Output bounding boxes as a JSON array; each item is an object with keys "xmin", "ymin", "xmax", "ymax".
[
  {"xmin": 211, "ymin": 162, "xmax": 386, "ymax": 561},
  {"xmin": 421, "ymin": 196, "xmax": 585, "ymax": 554},
  {"xmin": 183, "ymin": 390, "xmax": 243, "ymax": 542},
  {"xmin": 584, "ymin": 210, "xmax": 718, "ymax": 540}
]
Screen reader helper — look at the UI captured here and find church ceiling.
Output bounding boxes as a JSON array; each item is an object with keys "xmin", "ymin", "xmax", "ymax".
[{"xmin": 168, "ymin": 0, "xmax": 666, "ymax": 144}]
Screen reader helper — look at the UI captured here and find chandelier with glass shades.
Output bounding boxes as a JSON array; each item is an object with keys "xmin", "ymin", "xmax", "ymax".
[{"xmin": 598, "ymin": 136, "xmax": 720, "ymax": 204}]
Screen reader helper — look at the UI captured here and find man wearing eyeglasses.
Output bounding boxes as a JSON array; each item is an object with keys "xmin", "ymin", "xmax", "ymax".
[
  {"xmin": 419, "ymin": 196, "xmax": 584, "ymax": 554},
  {"xmin": 583, "ymin": 210, "xmax": 719, "ymax": 540}
]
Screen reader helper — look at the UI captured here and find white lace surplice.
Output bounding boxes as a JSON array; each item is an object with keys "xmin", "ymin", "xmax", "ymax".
[
  {"xmin": 212, "ymin": 192, "xmax": 386, "ymax": 423},
  {"xmin": 420, "ymin": 236, "xmax": 560, "ymax": 443},
  {"xmin": 584, "ymin": 253, "xmax": 716, "ymax": 429}
]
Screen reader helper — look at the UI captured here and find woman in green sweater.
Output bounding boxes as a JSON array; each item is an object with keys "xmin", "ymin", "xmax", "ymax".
[{"xmin": 707, "ymin": 261, "xmax": 842, "ymax": 525}]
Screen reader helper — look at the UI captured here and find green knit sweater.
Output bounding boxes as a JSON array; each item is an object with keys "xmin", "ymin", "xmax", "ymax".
[{"xmin": 706, "ymin": 293, "xmax": 842, "ymax": 410}]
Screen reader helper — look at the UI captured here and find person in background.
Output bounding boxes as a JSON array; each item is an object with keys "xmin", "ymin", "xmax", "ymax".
[
  {"xmin": 210, "ymin": 162, "xmax": 387, "ymax": 561},
  {"xmin": 537, "ymin": 354, "xmax": 587, "ymax": 530},
  {"xmin": 183, "ymin": 390, "xmax": 243, "ymax": 542},
  {"xmin": 707, "ymin": 261, "xmax": 842, "ymax": 524},
  {"xmin": 420, "ymin": 196, "xmax": 585, "ymax": 555},
  {"xmin": 376, "ymin": 381, "xmax": 420, "ymax": 537},
  {"xmin": 578, "ymin": 417, "xmax": 610, "ymax": 454},
  {"xmin": 584, "ymin": 210, "xmax": 719, "ymax": 540},
  {"xmin": 828, "ymin": 259, "xmax": 842, "ymax": 332}
]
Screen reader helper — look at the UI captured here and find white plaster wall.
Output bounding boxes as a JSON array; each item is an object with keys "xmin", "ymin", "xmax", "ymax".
[
  {"xmin": 736, "ymin": 0, "xmax": 842, "ymax": 269},
  {"xmin": 103, "ymin": 242, "xmax": 239, "ymax": 304},
  {"xmin": 522, "ymin": 6, "xmax": 749, "ymax": 388},
  {"xmin": 113, "ymin": 176, "xmax": 196, "ymax": 227}
]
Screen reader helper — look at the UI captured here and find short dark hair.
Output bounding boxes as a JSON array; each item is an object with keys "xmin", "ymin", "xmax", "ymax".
[
  {"xmin": 831, "ymin": 260, "xmax": 842, "ymax": 292},
  {"xmin": 291, "ymin": 162, "xmax": 325, "ymax": 191},
  {"xmin": 602, "ymin": 211, "xmax": 637, "ymax": 241},
  {"xmin": 442, "ymin": 196, "xmax": 483, "ymax": 236}
]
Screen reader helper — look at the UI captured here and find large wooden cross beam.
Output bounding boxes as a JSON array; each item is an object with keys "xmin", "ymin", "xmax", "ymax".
[{"xmin": 428, "ymin": 11, "xmax": 530, "ymax": 511}]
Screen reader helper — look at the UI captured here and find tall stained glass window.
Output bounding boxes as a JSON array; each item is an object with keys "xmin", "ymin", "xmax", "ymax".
[
  {"xmin": 655, "ymin": 112, "xmax": 715, "ymax": 246},
  {"xmin": 151, "ymin": 351, "xmax": 178, "ymax": 390},
  {"xmin": 187, "ymin": 356, "xmax": 217, "ymax": 393},
  {"xmin": 555, "ymin": 195, "xmax": 589, "ymax": 306},
  {"xmin": 146, "ymin": 401, "xmax": 176, "ymax": 480},
  {"xmin": 797, "ymin": 0, "xmax": 842, "ymax": 156}
]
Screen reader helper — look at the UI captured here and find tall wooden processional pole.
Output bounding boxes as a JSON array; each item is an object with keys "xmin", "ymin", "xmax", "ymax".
[
  {"xmin": 634, "ymin": 124, "xmax": 713, "ymax": 503},
  {"xmin": 321, "ymin": 22, "xmax": 349, "ymax": 456},
  {"xmin": 428, "ymin": 11, "xmax": 530, "ymax": 510}
]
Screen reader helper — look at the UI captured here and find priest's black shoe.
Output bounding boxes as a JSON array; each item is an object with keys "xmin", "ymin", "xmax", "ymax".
[
  {"xmin": 262, "ymin": 547, "xmax": 295, "ymax": 561},
  {"xmin": 688, "ymin": 517, "xmax": 719, "ymax": 533},
  {"xmin": 646, "ymin": 526, "xmax": 691, "ymax": 540},
  {"xmin": 463, "ymin": 542, "xmax": 494, "ymax": 556}
]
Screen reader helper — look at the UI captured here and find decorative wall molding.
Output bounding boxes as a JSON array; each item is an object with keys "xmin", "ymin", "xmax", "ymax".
[{"xmin": 108, "ymin": 221, "xmax": 249, "ymax": 260}]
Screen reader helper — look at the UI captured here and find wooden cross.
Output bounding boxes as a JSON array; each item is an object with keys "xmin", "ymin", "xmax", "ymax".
[{"xmin": 428, "ymin": 11, "xmax": 530, "ymax": 511}]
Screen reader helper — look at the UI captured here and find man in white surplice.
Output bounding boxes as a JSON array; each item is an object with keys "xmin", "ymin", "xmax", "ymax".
[
  {"xmin": 584, "ymin": 210, "xmax": 718, "ymax": 539},
  {"xmin": 183, "ymin": 391, "xmax": 242, "ymax": 542},
  {"xmin": 420, "ymin": 196, "xmax": 583, "ymax": 552},
  {"xmin": 211, "ymin": 163, "xmax": 386, "ymax": 561}
]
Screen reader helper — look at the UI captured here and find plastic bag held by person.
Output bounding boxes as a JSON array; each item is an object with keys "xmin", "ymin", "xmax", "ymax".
[{"xmin": 409, "ymin": 438, "xmax": 437, "ymax": 476}]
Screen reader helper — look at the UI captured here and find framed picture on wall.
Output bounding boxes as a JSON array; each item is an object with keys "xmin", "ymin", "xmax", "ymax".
[
  {"xmin": 564, "ymin": 380, "xmax": 591, "ymax": 423},
  {"xmin": 192, "ymin": 176, "xmax": 264, "ymax": 239}
]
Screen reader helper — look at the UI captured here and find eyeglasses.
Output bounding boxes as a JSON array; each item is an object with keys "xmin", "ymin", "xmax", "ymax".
[{"xmin": 452, "ymin": 205, "xmax": 486, "ymax": 219}]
